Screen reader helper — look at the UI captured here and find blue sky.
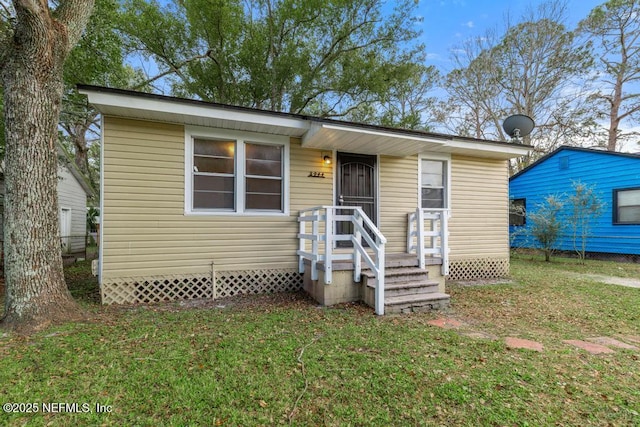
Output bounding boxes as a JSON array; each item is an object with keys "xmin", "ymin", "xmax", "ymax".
[
  {"xmin": 416, "ymin": 0, "xmax": 604, "ymax": 69},
  {"xmin": 412, "ymin": 0, "xmax": 640, "ymax": 152}
]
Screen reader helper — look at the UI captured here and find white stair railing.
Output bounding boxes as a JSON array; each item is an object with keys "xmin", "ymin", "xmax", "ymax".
[
  {"xmin": 407, "ymin": 208, "xmax": 450, "ymax": 275},
  {"xmin": 298, "ymin": 206, "xmax": 387, "ymax": 315}
]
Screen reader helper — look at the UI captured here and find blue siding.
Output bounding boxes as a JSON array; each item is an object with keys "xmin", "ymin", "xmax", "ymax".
[{"xmin": 509, "ymin": 148, "xmax": 640, "ymax": 255}]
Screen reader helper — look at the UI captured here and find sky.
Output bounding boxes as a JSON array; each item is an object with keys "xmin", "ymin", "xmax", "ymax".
[
  {"xmin": 416, "ymin": 0, "xmax": 604, "ymax": 69},
  {"xmin": 409, "ymin": 0, "xmax": 640, "ymax": 152}
]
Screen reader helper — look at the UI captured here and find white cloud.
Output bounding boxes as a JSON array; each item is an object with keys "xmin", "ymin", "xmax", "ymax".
[
  {"xmin": 437, "ymin": 0, "xmax": 467, "ymax": 7},
  {"xmin": 463, "ymin": 20, "xmax": 474, "ymax": 28}
]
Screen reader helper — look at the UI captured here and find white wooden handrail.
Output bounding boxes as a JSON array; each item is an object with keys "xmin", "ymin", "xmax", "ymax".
[
  {"xmin": 297, "ymin": 206, "xmax": 386, "ymax": 315},
  {"xmin": 407, "ymin": 208, "xmax": 450, "ymax": 275}
]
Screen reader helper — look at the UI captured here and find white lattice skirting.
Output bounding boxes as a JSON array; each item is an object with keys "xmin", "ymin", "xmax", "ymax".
[
  {"xmin": 101, "ymin": 269, "xmax": 303, "ymax": 305},
  {"xmin": 448, "ymin": 258, "xmax": 510, "ymax": 281}
]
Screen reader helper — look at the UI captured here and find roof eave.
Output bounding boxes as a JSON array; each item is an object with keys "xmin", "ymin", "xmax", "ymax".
[
  {"xmin": 434, "ymin": 139, "xmax": 533, "ymax": 160},
  {"xmin": 78, "ymin": 86, "xmax": 310, "ymax": 137},
  {"xmin": 78, "ymin": 85, "xmax": 533, "ymax": 159},
  {"xmin": 300, "ymin": 122, "xmax": 448, "ymax": 156}
]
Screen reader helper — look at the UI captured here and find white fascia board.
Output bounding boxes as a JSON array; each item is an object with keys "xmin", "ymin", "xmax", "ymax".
[
  {"xmin": 445, "ymin": 139, "xmax": 533, "ymax": 157},
  {"xmin": 80, "ymin": 89, "xmax": 310, "ymax": 134},
  {"xmin": 316, "ymin": 123, "xmax": 449, "ymax": 145}
]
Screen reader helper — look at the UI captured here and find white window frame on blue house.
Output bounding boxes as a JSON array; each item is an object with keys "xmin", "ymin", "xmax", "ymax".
[{"xmin": 184, "ymin": 125, "xmax": 290, "ymax": 216}]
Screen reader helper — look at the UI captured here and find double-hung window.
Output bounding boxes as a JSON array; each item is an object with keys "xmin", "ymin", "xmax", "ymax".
[
  {"xmin": 245, "ymin": 143, "xmax": 283, "ymax": 211},
  {"xmin": 421, "ymin": 158, "xmax": 448, "ymax": 209},
  {"xmin": 193, "ymin": 139, "xmax": 236, "ymax": 210},
  {"xmin": 186, "ymin": 127, "xmax": 288, "ymax": 214},
  {"xmin": 613, "ymin": 187, "xmax": 640, "ymax": 224}
]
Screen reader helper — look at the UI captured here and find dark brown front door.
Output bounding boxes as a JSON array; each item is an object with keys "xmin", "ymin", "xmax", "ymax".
[{"xmin": 336, "ymin": 152, "xmax": 377, "ymax": 246}]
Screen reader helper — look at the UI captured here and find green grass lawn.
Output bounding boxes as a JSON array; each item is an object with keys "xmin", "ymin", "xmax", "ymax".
[{"xmin": 1, "ymin": 258, "xmax": 639, "ymax": 426}]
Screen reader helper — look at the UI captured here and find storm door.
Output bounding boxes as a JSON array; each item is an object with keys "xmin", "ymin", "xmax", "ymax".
[{"xmin": 336, "ymin": 152, "xmax": 377, "ymax": 247}]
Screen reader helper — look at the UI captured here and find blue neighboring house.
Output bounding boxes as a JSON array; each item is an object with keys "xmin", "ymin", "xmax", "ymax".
[{"xmin": 509, "ymin": 146, "xmax": 640, "ymax": 257}]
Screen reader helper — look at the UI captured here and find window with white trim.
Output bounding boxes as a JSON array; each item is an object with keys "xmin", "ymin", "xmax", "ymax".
[
  {"xmin": 187, "ymin": 128, "xmax": 288, "ymax": 214},
  {"xmin": 421, "ymin": 159, "xmax": 448, "ymax": 209}
]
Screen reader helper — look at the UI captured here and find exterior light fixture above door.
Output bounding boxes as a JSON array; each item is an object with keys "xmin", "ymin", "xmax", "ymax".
[{"xmin": 322, "ymin": 152, "xmax": 332, "ymax": 165}]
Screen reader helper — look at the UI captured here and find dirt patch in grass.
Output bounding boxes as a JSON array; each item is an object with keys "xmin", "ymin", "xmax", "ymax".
[
  {"xmin": 121, "ymin": 290, "xmax": 318, "ymax": 314},
  {"xmin": 565, "ymin": 272, "xmax": 640, "ymax": 288},
  {"xmin": 448, "ymin": 278, "xmax": 514, "ymax": 287}
]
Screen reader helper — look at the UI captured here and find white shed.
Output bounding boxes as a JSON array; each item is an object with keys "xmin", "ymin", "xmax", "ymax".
[{"xmin": 0, "ymin": 156, "xmax": 94, "ymax": 259}]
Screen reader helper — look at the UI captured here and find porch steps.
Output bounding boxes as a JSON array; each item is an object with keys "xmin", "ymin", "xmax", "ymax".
[{"xmin": 362, "ymin": 266, "xmax": 450, "ymax": 314}]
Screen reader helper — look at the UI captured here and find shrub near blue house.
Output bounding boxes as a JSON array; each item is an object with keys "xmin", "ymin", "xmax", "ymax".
[
  {"xmin": 568, "ymin": 181, "xmax": 604, "ymax": 262},
  {"xmin": 525, "ymin": 195, "xmax": 566, "ymax": 262}
]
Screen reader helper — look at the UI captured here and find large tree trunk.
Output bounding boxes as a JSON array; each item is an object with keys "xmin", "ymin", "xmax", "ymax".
[
  {"xmin": 1, "ymin": 1, "xmax": 94, "ymax": 332},
  {"xmin": 607, "ymin": 73, "xmax": 623, "ymax": 152},
  {"xmin": 2, "ymin": 74, "xmax": 78, "ymax": 330}
]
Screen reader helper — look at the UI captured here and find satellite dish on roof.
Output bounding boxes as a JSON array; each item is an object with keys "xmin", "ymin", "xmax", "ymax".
[{"xmin": 503, "ymin": 114, "xmax": 535, "ymax": 142}]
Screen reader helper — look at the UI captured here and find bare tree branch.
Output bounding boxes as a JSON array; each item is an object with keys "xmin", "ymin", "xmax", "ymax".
[
  {"xmin": 0, "ymin": 0, "xmax": 14, "ymax": 19},
  {"xmin": 131, "ymin": 50, "xmax": 212, "ymax": 90}
]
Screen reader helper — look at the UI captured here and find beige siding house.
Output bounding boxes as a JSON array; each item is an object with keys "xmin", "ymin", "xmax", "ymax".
[{"xmin": 80, "ymin": 85, "xmax": 530, "ymax": 314}]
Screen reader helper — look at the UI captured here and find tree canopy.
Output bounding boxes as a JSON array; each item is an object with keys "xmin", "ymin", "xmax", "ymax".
[
  {"xmin": 442, "ymin": 1, "xmax": 598, "ymax": 168},
  {"xmin": 579, "ymin": 0, "xmax": 640, "ymax": 151},
  {"xmin": 119, "ymin": 0, "xmax": 425, "ymax": 118}
]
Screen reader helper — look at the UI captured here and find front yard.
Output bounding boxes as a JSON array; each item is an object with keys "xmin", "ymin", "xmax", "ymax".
[{"xmin": 1, "ymin": 257, "xmax": 639, "ymax": 426}]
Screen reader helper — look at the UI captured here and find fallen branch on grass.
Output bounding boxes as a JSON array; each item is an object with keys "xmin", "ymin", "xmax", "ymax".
[{"xmin": 289, "ymin": 333, "xmax": 323, "ymax": 423}]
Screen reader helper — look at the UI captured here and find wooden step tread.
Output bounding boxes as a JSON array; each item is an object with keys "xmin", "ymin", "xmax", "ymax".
[
  {"xmin": 367, "ymin": 280, "xmax": 440, "ymax": 290},
  {"xmin": 361, "ymin": 267, "xmax": 429, "ymax": 278},
  {"xmin": 385, "ymin": 292, "xmax": 450, "ymax": 306}
]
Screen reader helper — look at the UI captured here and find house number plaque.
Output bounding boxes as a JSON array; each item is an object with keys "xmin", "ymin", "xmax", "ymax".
[{"xmin": 308, "ymin": 171, "xmax": 326, "ymax": 178}]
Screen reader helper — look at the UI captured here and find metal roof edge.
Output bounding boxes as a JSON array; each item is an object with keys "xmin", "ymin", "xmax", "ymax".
[{"xmin": 510, "ymin": 145, "xmax": 640, "ymax": 181}]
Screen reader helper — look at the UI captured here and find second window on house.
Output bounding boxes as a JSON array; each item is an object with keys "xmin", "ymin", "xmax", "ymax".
[
  {"xmin": 245, "ymin": 142, "xmax": 283, "ymax": 211},
  {"xmin": 421, "ymin": 159, "xmax": 448, "ymax": 209},
  {"xmin": 191, "ymin": 136, "xmax": 285, "ymax": 213}
]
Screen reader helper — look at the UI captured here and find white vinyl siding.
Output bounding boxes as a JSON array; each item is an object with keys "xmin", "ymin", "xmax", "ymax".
[
  {"xmin": 379, "ymin": 155, "xmax": 419, "ymax": 253},
  {"xmin": 57, "ymin": 165, "xmax": 88, "ymax": 252},
  {"xmin": 101, "ymin": 118, "xmax": 332, "ymax": 278}
]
